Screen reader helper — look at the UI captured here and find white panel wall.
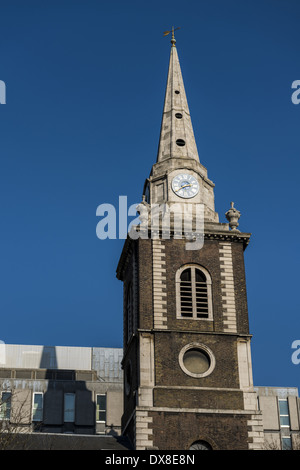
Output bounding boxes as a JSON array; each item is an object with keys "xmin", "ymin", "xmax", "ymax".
[{"xmin": 3, "ymin": 344, "xmax": 92, "ymax": 370}]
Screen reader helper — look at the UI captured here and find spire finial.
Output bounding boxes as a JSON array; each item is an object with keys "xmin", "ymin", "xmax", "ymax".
[
  {"xmin": 163, "ymin": 26, "xmax": 180, "ymax": 47},
  {"xmin": 171, "ymin": 26, "xmax": 176, "ymax": 46}
]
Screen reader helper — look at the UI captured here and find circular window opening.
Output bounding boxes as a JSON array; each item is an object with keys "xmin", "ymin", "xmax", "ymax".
[
  {"xmin": 183, "ymin": 348, "xmax": 210, "ymax": 375},
  {"xmin": 176, "ymin": 139, "xmax": 186, "ymax": 147},
  {"xmin": 175, "ymin": 90, "xmax": 180, "ymax": 94},
  {"xmin": 179, "ymin": 343, "xmax": 215, "ymax": 378},
  {"xmin": 175, "ymin": 113, "xmax": 183, "ymax": 119}
]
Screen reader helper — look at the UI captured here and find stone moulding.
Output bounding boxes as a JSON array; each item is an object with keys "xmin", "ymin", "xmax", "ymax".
[{"xmin": 116, "ymin": 230, "xmax": 251, "ymax": 281}]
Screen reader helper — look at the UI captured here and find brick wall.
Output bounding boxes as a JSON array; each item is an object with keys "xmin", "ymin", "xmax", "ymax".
[
  {"xmin": 154, "ymin": 331, "xmax": 240, "ymax": 389},
  {"xmin": 149, "ymin": 410, "xmax": 251, "ymax": 450},
  {"xmin": 119, "ymin": 234, "xmax": 257, "ymax": 449}
]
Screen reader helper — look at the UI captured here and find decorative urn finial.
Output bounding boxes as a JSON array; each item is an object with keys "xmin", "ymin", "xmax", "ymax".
[{"xmin": 225, "ymin": 202, "xmax": 241, "ymax": 231}]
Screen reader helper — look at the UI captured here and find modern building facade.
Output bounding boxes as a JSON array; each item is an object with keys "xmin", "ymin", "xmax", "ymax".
[
  {"xmin": 255, "ymin": 386, "xmax": 300, "ymax": 450},
  {"xmin": 0, "ymin": 344, "xmax": 124, "ymax": 445}
]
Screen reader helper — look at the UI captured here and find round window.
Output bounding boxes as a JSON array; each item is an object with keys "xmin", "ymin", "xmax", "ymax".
[
  {"xmin": 179, "ymin": 343, "xmax": 215, "ymax": 378},
  {"xmin": 183, "ymin": 348, "xmax": 210, "ymax": 375}
]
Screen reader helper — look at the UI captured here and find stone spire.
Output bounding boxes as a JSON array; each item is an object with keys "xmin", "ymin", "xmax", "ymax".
[{"xmin": 157, "ymin": 28, "xmax": 200, "ymax": 163}]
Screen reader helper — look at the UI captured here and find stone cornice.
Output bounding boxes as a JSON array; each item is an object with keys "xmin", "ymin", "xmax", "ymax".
[
  {"xmin": 204, "ymin": 230, "xmax": 251, "ymax": 248},
  {"xmin": 116, "ymin": 229, "xmax": 251, "ymax": 281}
]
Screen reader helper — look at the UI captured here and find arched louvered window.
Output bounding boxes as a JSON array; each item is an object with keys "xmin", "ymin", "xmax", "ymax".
[
  {"xmin": 189, "ymin": 440, "xmax": 212, "ymax": 450},
  {"xmin": 176, "ymin": 265, "xmax": 213, "ymax": 320}
]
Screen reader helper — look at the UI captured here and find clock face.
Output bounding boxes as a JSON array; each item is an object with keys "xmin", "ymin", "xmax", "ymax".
[{"xmin": 171, "ymin": 174, "xmax": 199, "ymax": 199}]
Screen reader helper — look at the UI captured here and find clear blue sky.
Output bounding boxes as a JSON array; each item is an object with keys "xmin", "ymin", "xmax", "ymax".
[{"xmin": 0, "ymin": 0, "xmax": 299, "ymax": 390}]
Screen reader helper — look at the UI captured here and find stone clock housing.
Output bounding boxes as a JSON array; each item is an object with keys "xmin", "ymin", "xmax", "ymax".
[{"xmin": 117, "ymin": 34, "xmax": 264, "ymax": 450}]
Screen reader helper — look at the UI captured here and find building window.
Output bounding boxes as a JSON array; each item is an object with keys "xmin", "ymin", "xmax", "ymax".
[
  {"xmin": 278, "ymin": 399, "xmax": 292, "ymax": 450},
  {"xmin": 279, "ymin": 399, "xmax": 290, "ymax": 427},
  {"xmin": 176, "ymin": 265, "xmax": 213, "ymax": 320},
  {"xmin": 179, "ymin": 343, "xmax": 216, "ymax": 378},
  {"xmin": 64, "ymin": 393, "xmax": 75, "ymax": 423},
  {"xmin": 282, "ymin": 437, "xmax": 292, "ymax": 450},
  {"xmin": 32, "ymin": 393, "xmax": 43, "ymax": 422},
  {"xmin": 189, "ymin": 440, "xmax": 212, "ymax": 450},
  {"xmin": 0, "ymin": 392, "xmax": 11, "ymax": 420},
  {"xmin": 96, "ymin": 394, "xmax": 106, "ymax": 423}
]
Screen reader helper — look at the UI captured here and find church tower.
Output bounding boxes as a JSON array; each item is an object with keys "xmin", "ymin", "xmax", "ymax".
[{"xmin": 116, "ymin": 30, "xmax": 264, "ymax": 450}]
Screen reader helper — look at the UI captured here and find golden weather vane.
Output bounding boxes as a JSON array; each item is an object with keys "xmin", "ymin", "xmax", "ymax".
[{"xmin": 163, "ymin": 26, "xmax": 180, "ymax": 45}]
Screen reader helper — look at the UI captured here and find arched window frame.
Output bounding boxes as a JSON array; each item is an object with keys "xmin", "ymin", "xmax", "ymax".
[{"xmin": 176, "ymin": 264, "xmax": 213, "ymax": 320}]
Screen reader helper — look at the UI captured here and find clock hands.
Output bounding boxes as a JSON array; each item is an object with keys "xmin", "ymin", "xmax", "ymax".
[{"xmin": 175, "ymin": 183, "xmax": 192, "ymax": 192}]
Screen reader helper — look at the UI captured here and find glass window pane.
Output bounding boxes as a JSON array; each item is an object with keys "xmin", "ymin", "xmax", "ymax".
[
  {"xmin": 1, "ymin": 392, "xmax": 11, "ymax": 420},
  {"xmin": 280, "ymin": 415, "xmax": 290, "ymax": 426},
  {"xmin": 33, "ymin": 393, "xmax": 43, "ymax": 421},
  {"xmin": 181, "ymin": 269, "xmax": 191, "ymax": 282},
  {"xmin": 282, "ymin": 437, "xmax": 292, "ymax": 450},
  {"xmin": 183, "ymin": 348, "xmax": 210, "ymax": 375},
  {"xmin": 96, "ymin": 395, "xmax": 106, "ymax": 422},
  {"xmin": 97, "ymin": 395, "xmax": 106, "ymax": 410},
  {"xmin": 195, "ymin": 269, "xmax": 206, "ymax": 282},
  {"xmin": 64, "ymin": 393, "xmax": 75, "ymax": 422},
  {"xmin": 279, "ymin": 400, "xmax": 289, "ymax": 416}
]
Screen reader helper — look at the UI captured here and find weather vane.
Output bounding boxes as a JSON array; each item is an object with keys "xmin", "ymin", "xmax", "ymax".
[{"xmin": 163, "ymin": 26, "xmax": 180, "ymax": 45}]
